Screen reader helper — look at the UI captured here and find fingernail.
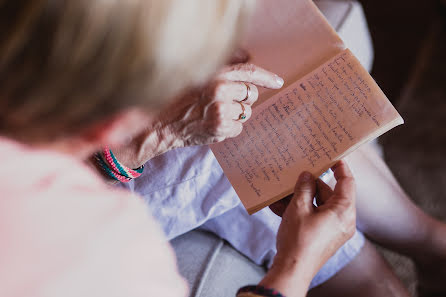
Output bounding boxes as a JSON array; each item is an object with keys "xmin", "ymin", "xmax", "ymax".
[
  {"xmin": 275, "ymin": 75, "xmax": 284, "ymax": 87},
  {"xmin": 300, "ymin": 172, "xmax": 312, "ymax": 182}
]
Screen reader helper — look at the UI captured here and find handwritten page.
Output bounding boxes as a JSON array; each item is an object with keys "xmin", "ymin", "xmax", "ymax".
[{"xmin": 211, "ymin": 49, "xmax": 403, "ymax": 214}]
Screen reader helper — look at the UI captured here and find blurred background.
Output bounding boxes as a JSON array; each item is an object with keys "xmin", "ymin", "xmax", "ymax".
[{"xmin": 359, "ymin": 0, "xmax": 446, "ymax": 294}]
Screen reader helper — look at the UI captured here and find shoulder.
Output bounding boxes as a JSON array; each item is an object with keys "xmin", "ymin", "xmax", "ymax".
[{"xmin": 0, "ymin": 137, "xmax": 188, "ymax": 297}]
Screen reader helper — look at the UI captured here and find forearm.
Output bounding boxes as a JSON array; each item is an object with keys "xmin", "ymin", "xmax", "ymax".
[
  {"xmin": 112, "ymin": 121, "xmax": 183, "ymax": 169},
  {"xmin": 89, "ymin": 116, "xmax": 188, "ymax": 180}
]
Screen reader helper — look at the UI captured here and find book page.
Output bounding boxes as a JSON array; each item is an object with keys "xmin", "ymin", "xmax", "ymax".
[
  {"xmin": 241, "ymin": 0, "xmax": 345, "ymax": 105},
  {"xmin": 211, "ymin": 49, "xmax": 403, "ymax": 214}
]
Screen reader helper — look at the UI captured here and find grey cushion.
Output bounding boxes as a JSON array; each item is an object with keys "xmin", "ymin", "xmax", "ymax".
[
  {"xmin": 171, "ymin": 230, "xmax": 265, "ymax": 297},
  {"xmin": 315, "ymin": 0, "xmax": 374, "ymax": 72}
]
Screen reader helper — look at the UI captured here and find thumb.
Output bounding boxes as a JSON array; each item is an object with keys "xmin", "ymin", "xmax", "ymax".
[{"xmin": 290, "ymin": 172, "xmax": 316, "ymax": 214}]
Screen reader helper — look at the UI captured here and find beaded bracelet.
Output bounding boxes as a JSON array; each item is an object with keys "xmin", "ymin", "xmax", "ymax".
[
  {"xmin": 94, "ymin": 146, "xmax": 144, "ymax": 182},
  {"xmin": 236, "ymin": 285, "xmax": 286, "ymax": 297}
]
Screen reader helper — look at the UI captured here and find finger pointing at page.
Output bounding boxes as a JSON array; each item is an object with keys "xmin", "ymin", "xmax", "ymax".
[{"xmin": 217, "ymin": 63, "xmax": 284, "ymax": 89}]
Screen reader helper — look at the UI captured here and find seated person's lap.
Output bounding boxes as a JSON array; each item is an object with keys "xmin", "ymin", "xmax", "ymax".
[{"xmin": 118, "ymin": 145, "xmax": 365, "ymax": 292}]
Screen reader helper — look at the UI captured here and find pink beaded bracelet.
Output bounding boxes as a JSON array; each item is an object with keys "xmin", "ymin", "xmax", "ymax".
[{"xmin": 94, "ymin": 146, "xmax": 144, "ymax": 182}]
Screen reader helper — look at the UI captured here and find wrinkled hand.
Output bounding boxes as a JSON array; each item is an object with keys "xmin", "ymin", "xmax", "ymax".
[
  {"xmin": 273, "ymin": 161, "xmax": 356, "ymax": 270},
  {"xmin": 260, "ymin": 161, "xmax": 356, "ymax": 296},
  {"xmin": 161, "ymin": 63, "xmax": 284, "ymax": 147},
  {"xmin": 113, "ymin": 63, "xmax": 284, "ymax": 169}
]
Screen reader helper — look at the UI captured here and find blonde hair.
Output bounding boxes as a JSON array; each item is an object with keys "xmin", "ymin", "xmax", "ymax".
[{"xmin": 0, "ymin": 0, "xmax": 252, "ymax": 142}]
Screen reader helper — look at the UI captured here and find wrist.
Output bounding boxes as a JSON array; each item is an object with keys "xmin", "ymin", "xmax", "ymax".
[
  {"xmin": 259, "ymin": 255, "xmax": 315, "ymax": 297},
  {"xmin": 92, "ymin": 148, "xmax": 144, "ymax": 183}
]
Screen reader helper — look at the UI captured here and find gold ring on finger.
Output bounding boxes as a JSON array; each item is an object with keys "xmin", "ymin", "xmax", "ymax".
[
  {"xmin": 237, "ymin": 102, "xmax": 247, "ymax": 120},
  {"xmin": 240, "ymin": 83, "xmax": 251, "ymax": 102}
]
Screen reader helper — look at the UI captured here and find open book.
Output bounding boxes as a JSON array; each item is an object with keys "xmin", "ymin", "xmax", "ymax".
[{"xmin": 210, "ymin": 0, "xmax": 404, "ymax": 214}]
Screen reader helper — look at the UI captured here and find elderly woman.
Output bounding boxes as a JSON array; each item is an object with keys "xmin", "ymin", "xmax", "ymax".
[
  {"xmin": 1, "ymin": 1, "xmax": 444, "ymax": 297},
  {"xmin": 100, "ymin": 2, "xmax": 446, "ymax": 297},
  {"xmin": 0, "ymin": 1, "xmax": 357, "ymax": 297}
]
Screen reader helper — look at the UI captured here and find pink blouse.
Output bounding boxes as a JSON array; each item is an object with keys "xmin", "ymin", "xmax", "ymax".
[{"xmin": 0, "ymin": 137, "xmax": 188, "ymax": 297}]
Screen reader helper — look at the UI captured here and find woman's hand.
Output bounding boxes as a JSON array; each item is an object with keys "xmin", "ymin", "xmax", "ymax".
[
  {"xmin": 113, "ymin": 63, "xmax": 283, "ymax": 169},
  {"xmin": 164, "ymin": 63, "xmax": 284, "ymax": 146},
  {"xmin": 260, "ymin": 161, "xmax": 356, "ymax": 297}
]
